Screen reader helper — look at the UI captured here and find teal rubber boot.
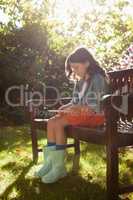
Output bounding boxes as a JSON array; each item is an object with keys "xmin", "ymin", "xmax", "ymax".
[
  {"xmin": 41, "ymin": 149, "xmax": 67, "ymax": 183},
  {"xmin": 34, "ymin": 145, "xmax": 56, "ymax": 178}
]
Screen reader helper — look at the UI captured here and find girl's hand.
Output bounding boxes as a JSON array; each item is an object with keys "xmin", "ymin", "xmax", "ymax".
[{"xmin": 78, "ymin": 105, "xmax": 95, "ymax": 114}]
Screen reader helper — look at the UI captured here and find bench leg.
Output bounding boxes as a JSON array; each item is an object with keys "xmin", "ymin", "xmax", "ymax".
[
  {"xmin": 106, "ymin": 144, "xmax": 119, "ymax": 200},
  {"xmin": 74, "ymin": 139, "xmax": 80, "ymax": 154},
  {"xmin": 71, "ymin": 139, "xmax": 80, "ymax": 173},
  {"xmin": 31, "ymin": 122, "xmax": 38, "ymax": 163}
]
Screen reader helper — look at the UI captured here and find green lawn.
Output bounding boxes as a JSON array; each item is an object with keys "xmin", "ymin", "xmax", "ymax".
[{"xmin": 0, "ymin": 125, "xmax": 133, "ymax": 200}]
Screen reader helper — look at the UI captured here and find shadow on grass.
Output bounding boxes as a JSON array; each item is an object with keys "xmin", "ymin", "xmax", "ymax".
[
  {"xmin": 0, "ymin": 161, "xmax": 33, "ymax": 199},
  {"xmin": 1, "ymin": 161, "xmax": 24, "ymax": 174},
  {"xmin": 0, "ymin": 126, "xmax": 30, "ymax": 151},
  {"xmin": 81, "ymin": 142, "xmax": 106, "ymax": 159},
  {"xmin": 0, "ymin": 125, "xmax": 47, "ymax": 153},
  {"xmin": 0, "ymin": 150, "xmax": 108, "ymax": 200},
  {"xmin": 0, "ymin": 169, "xmax": 106, "ymax": 200}
]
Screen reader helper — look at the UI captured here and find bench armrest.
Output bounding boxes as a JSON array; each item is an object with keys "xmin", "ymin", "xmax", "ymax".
[{"xmin": 101, "ymin": 93, "xmax": 133, "ymax": 118}]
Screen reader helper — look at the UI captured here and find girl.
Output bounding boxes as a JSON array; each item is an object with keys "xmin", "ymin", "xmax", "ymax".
[{"xmin": 35, "ymin": 46, "xmax": 110, "ymax": 183}]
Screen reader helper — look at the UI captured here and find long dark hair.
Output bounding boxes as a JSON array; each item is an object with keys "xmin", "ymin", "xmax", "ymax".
[{"xmin": 65, "ymin": 46, "xmax": 109, "ymax": 83}]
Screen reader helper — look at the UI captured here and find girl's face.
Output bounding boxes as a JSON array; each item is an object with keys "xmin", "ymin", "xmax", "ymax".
[{"xmin": 70, "ymin": 61, "xmax": 90, "ymax": 79}]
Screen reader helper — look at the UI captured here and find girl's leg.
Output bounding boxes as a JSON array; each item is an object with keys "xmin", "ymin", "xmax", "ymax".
[
  {"xmin": 54, "ymin": 116, "xmax": 69, "ymax": 145},
  {"xmin": 47, "ymin": 115, "xmax": 59, "ymax": 144},
  {"xmin": 35, "ymin": 116, "xmax": 57, "ymax": 178},
  {"xmin": 41, "ymin": 116, "xmax": 69, "ymax": 183},
  {"xmin": 35, "ymin": 115, "xmax": 68, "ymax": 179}
]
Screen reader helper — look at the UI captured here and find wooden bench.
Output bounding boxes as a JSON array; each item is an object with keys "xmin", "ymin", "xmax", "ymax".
[{"xmin": 26, "ymin": 68, "xmax": 133, "ymax": 200}]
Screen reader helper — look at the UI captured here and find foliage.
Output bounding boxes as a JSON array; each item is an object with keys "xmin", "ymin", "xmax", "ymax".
[{"xmin": 0, "ymin": 0, "xmax": 133, "ymax": 122}]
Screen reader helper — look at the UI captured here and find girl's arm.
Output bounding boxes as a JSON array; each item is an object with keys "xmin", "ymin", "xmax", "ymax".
[
  {"xmin": 59, "ymin": 80, "xmax": 79, "ymax": 110},
  {"xmin": 90, "ymin": 73, "xmax": 110, "ymax": 112}
]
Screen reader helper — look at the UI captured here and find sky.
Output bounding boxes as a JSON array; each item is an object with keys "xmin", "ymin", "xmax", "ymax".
[
  {"xmin": 0, "ymin": 9, "xmax": 9, "ymax": 24},
  {"xmin": 0, "ymin": 0, "xmax": 115, "ymax": 22},
  {"xmin": 0, "ymin": 0, "xmax": 133, "ymax": 26}
]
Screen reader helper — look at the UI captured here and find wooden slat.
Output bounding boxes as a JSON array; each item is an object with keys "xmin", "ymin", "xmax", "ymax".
[
  {"xmin": 65, "ymin": 125, "xmax": 106, "ymax": 145},
  {"xmin": 34, "ymin": 118, "xmax": 49, "ymax": 122},
  {"xmin": 119, "ymin": 184, "xmax": 133, "ymax": 194}
]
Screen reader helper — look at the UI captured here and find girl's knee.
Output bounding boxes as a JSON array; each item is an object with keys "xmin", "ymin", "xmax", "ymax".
[
  {"xmin": 47, "ymin": 117, "xmax": 56, "ymax": 128},
  {"xmin": 47, "ymin": 115, "xmax": 62, "ymax": 126},
  {"xmin": 54, "ymin": 117, "xmax": 69, "ymax": 127}
]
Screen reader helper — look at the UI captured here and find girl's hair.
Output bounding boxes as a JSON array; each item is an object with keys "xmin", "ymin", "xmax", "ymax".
[{"xmin": 65, "ymin": 46, "xmax": 109, "ymax": 83}]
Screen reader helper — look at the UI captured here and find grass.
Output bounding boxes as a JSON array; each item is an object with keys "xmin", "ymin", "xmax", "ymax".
[{"xmin": 0, "ymin": 125, "xmax": 133, "ymax": 200}]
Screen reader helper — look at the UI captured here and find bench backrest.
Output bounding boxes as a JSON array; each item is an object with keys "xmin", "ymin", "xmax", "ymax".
[
  {"xmin": 106, "ymin": 68, "xmax": 133, "ymax": 123},
  {"xmin": 107, "ymin": 69, "xmax": 133, "ymax": 94}
]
